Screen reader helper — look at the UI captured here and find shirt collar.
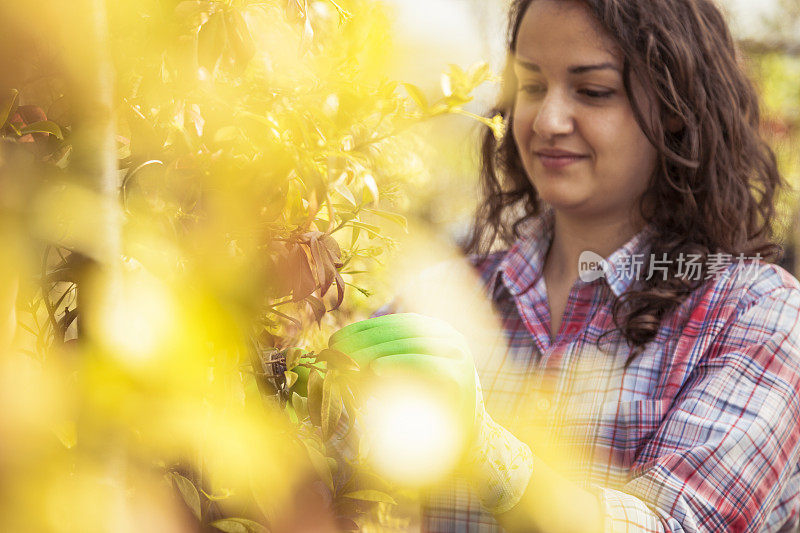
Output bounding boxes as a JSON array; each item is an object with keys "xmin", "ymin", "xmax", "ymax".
[{"xmin": 493, "ymin": 207, "xmax": 656, "ymax": 299}]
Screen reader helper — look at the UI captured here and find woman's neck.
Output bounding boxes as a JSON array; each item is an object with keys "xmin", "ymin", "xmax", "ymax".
[{"xmin": 543, "ymin": 210, "xmax": 645, "ymax": 287}]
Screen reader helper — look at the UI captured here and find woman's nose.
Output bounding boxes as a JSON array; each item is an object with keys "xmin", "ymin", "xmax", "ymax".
[{"xmin": 532, "ymin": 91, "xmax": 575, "ymax": 139}]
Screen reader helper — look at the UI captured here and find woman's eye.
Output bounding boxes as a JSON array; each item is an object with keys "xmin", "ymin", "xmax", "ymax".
[{"xmin": 580, "ymin": 88, "xmax": 614, "ymax": 99}]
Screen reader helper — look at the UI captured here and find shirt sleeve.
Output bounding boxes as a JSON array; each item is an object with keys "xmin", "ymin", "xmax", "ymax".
[{"xmin": 596, "ymin": 286, "xmax": 800, "ymax": 532}]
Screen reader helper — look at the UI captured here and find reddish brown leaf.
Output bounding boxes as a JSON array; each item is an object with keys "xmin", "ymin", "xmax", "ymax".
[
  {"xmin": 320, "ymin": 234, "xmax": 343, "ymax": 268},
  {"xmin": 289, "ymin": 245, "xmax": 316, "ymax": 302},
  {"xmin": 331, "ymin": 269, "xmax": 345, "ymax": 310},
  {"xmin": 306, "ymin": 294, "xmax": 326, "ymax": 323},
  {"xmin": 309, "ymin": 236, "xmax": 335, "ymax": 298}
]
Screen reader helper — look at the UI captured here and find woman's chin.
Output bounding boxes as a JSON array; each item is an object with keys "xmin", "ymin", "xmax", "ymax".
[{"xmin": 536, "ymin": 192, "xmax": 592, "ymax": 213}]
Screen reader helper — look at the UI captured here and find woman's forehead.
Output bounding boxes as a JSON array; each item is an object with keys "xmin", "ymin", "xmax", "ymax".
[{"xmin": 515, "ymin": 0, "xmax": 622, "ymax": 67}]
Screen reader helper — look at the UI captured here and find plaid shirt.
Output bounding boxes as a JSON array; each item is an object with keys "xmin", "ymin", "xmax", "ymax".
[{"xmin": 418, "ymin": 208, "xmax": 800, "ymax": 532}]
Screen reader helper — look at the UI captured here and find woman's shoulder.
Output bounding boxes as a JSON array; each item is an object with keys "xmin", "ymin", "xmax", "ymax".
[
  {"xmin": 715, "ymin": 260, "xmax": 800, "ymax": 309},
  {"xmin": 681, "ymin": 260, "xmax": 800, "ymax": 335}
]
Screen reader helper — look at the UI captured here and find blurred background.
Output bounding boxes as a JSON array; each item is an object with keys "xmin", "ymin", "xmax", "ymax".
[{"xmin": 381, "ymin": 0, "xmax": 800, "ymax": 269}]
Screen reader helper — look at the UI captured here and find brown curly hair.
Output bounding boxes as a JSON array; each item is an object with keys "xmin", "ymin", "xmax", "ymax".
[{"xmin": 464, "ymin": 0, "xmax": 785, "ymax": 365}]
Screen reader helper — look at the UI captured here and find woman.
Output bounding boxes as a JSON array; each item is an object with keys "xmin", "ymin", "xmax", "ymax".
[{"xmin": 330, "ymin": 0, "xmax": 800, "ymax": 530}]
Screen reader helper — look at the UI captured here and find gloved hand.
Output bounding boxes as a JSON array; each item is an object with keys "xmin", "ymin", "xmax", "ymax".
[{"xmin": 329, "ymin": 312, "xmax": 534, "ymax": 515}]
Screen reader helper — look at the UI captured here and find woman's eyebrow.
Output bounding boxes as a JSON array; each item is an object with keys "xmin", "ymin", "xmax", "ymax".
[{"xmin": 514, "ymin": 58, "xmax": 620, "ymax": 74}]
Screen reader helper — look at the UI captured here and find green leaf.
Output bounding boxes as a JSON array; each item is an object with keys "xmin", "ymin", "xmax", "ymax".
[
  {"xmin": 341, "ymin": 490, "xmax": 397, "ymax": 505},
  {"xmin": 321, "ymin": 372, "xmax": 343, "ymax": 440},
  {"xmin": 317, "ymin": 348, "xmax": 359, "ymax": 372},
  {"xmin": 402, "ymin": 83, "xmax": 428, "ymax": 111},
  {"xmin": 363, "ymin": 208, "xmax": 408, "ymax": 233},
  {"xmin": 19, "ymin": 120, "xmax": 63, "ymax": 139},
  {"xmin": 170, "ymin": 472, "xmax": 201, "ymax": 520},
  {"xmin": 211, "ymin": 518, "xmax": 268, "ymax": 533},
  {"xmin": 0, "ymin": 89, "xmax": 19, "ymax": 129}
]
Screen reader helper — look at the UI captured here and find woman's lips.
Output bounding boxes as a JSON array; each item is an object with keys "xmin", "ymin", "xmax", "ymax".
[{"xmin": 535, "ymin": 153, "xmax": 589, "ymax": 169}]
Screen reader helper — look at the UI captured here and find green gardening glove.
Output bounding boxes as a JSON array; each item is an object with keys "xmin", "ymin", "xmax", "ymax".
[
  {"xmin": 329, "ymin": 312, "xmax": 477, "ymax": 417},
  {"xmin": 329, "ymin": 313, "xmax": 534, "ymax": 515}
]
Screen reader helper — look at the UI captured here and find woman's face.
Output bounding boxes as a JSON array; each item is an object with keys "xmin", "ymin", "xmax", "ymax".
[{"xmin": 512, "ymin": 0, "xmax": 658, "ymax": 222}]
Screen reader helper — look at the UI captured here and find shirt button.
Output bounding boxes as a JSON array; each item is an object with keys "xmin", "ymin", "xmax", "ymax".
[{"xmin": 536, "ymin": 398, "xmax": 551, "ymax": 412}]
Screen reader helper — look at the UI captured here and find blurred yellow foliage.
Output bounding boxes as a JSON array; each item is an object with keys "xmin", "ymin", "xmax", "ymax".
[{"xmin": 0, "ymin": 0, "xmax": 501, "ymax": 530}]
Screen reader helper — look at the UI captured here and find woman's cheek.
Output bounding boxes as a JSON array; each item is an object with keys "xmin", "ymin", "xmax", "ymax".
[{"xmin": 512, "ymin": 108, "xmax": 532, "ymax": 152}]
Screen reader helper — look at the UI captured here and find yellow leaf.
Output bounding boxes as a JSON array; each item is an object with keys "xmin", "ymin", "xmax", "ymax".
[
  {"xmin": 303, "ymin": 443, "xmax": 334, "ymax": 491},
  {"xmin": 308, "ymin": 369, "xmax": 323, "ymax": 426},
  {"xmin": 292, "ymin": 392, "xmax": 309, "ymax": 420},
  {"xmin": 440, "ymin": 72, "xmax": 453, "ymax": 98},
  {"xmin": 362, "ymin": 173, "xmax": 379, "ymax": 205},
  {"xmin": 285, "ymin": 347, "xmax": 305, "ymax": 370},
  {"xmin": 284, "ymin": 370, "xmax": 298, "ymax": 389},
  {"xmin": 317, "ymin": 348, "xmax": 360, "ymax": 371},
  {"xmin": 321, "ymin": 372, "xmax": 342, "ymax": 440},
  {"xmin": 52, "ymin": 420, "xmax": 77, "ymax": 449},
  {"xmin": 402, "ymin": 83, "xmax": 428, "ymax": 111},
  {"xmin": 363, "ymin": 207, "xmax": 408, "ymax": 233},
  {"xmin": 170, "ymin": 472, "xmax": 202, "ymax": 520}
]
